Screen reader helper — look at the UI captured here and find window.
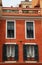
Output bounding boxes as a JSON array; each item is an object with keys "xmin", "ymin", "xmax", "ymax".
[
  {"xmin": 27, "ymin": 46, "xmax": 35, "ymax": 58},
  {"xmin": 7, "ymin": 45, "xmax": 15, "ymax": 58},
  {"xmin": 25, "ymin": 21, "xmax": 35, "ymax": 39},
  {"xmin": 23, "ymin": 44, "xmax": 39, "ymax": 61},
  {"xmin": 6, "ymin": 20, "xmax": 16, "ymax": 39},
  {"xmin": 2, "ymin": 44, "xmax": 18, "ymax": 61}
]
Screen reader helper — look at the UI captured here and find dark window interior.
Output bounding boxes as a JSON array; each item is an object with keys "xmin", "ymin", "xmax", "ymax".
[
  {"xmin": 7, "ymin": 22, "xmax": 14, "ymax": 38},
  {"xmin": 2, "ymin": 44, "xmax": 18, "ymax": 61},
  {"xmin": 26, "ymin": 22, "xmax": 34, "ymax": 38},
  {"xmin": 23, "ymin": 45, "xmax": 39, "ymax": 61}
]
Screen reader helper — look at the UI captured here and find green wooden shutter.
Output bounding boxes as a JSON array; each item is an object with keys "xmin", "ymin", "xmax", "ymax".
[
  {"xmin": 23, "ymin": 45, "xmax": 27, "ymax": 61},
  {"xmin": 34, "ymin": 45, "xmax": 39, "ymax": 61},
  {"xmin": 2, "ymin": 44, "xmax": 7, "ymax": 61},
  {"xmin": 14, "ymin": 45, "xmax": 18, "ymax": 61}
]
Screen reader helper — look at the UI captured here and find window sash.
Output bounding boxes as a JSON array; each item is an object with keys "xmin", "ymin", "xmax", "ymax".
[
  {"xmin": 26, "ymin": 22, "xmax": 34, "ymax": 38},
  {"xmin": 7, "ymin": 45, "xmax": 15, "ymax": 57},
  {"xmin": 7, "ymin": 22, "xmax": 14, "ymax": 30},
  {"xmin": 26, "ymin": 46, "xmax": 35, "ymax": 58},
  {"xmin": 7, "ymin": 21, "xmax": 14, "ymax": 38},
  {"xmin": 7, "ymin": 30, "xmax": 14, "ymax": 38},
  {"xmin": 26, "ymin": 22, "xmax": 33, "ymax": 30},
  {"xmin": 23, "ymin": 44, "xmax": 38, "ymax": 61}
]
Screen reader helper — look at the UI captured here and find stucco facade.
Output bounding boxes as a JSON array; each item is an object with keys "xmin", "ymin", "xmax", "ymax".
[{"xmin": 0, "ymin": 0, "xmax": 42, "ymax": 65}]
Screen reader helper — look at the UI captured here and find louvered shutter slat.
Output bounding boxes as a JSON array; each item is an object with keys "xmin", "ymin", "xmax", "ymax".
[
  {"xmin": 14, "ymin": 45, "xmax": 18, "ymax": 61},
  {"xmin": 2, "ymin": 44, "xmax": 7, "ymax": 61},
  {"xmin": 23, "ymin": 45, "xmax": 27, "ymax": 61},
  {"xmin": 34, "ymin": 45, "xmax": 39, "ymax": 61}
]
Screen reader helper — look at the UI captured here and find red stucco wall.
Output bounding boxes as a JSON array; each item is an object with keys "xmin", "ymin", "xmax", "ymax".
[{"xmin": 0, "ymin": 19, "xmax": 42, "ymax": 63}]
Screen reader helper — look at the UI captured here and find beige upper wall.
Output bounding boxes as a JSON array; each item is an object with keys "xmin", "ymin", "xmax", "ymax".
[
  {"xmin": 32, "ymin": 0, "xmax": 42, "ymax": 8},
  {"xmin": 40, "ymin": 0, "xmax": 42, "ymax": 14},
  {"xmin": 21, "ymin": 1, "xmax": 32, "ymax": 8},
  {"xmin": 32, "ymin": 0, "xmax": 39, "ymax": 8},
  {"xmin": 21, "ymin": 0, "xmax": 42, "ymax": 8},
  {"xmin": 21, "ymin": 0, "xmax": 40, "ymax": 8},
  {"xmin": 40, "ymin": 0, "xmax": 42, "ymax": 8}
]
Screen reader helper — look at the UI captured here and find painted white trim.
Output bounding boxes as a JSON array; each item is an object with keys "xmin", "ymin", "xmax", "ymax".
[
  {"xmin": 1, "ymin": 61, "xmax": 42, "ymax": 63},
  {"xmin": 25, "ymin": 61, "xmax": 37, "ymax": 63},
  {"xmin": 2, "ymin": 16, "xmax": 42, "ymax": 19},
  {"xmin": 6, "ymin": 20, "xmax": 16, "ymax": 39},
  {"xmin": 5, "ymin": 61, "xmax": 16, "ymax": 63},
  {"xmin": 25, "ymin": 43, "xmax": 36, "ymax": 45},
  {"xmin": 25, "ymin": 20, "xmax": 35, "ymax": 39},
  {"xmin": 5, "ymin": 43, "xmax": 16, "ymax": 44}
]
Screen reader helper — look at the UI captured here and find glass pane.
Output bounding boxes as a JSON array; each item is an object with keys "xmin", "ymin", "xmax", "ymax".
[
  {"xmin": 7, "ymin": 45, "xmax": 11, "ymax": 57},
  {"xmin": 7, "ymin": 22, "xmax": 14, "ymax": 30},
  {"xmin": 7, "ymin": 45, "xmax": 15, "ymax": 57},
  {"xmin": 31, "ymin": 46, "xmax": 35, "ymax": 57},
  {"xmin": 7, "ymin": 30, "xmax": 14, "ymax": 38},
  {"xmin": 7, "ymin": 21, "xmax": 14, "ymax": 38},
  {"xmin": 26, "ymin": 22, "xmax": 34, "ymax": 38},
  {"xmin": 26, "ymin": 46, "xmax": 30, "ymax": 57},
  {"xmin": 11, "ymin": 45, "xmax": 15, "ymax": 57},
  {"xmin": 26, "ymin": 45, "xmax": 35, "ymax": 57}
]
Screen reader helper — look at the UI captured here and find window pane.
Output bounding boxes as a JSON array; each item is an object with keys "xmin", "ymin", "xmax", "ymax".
[
  {"xmin": 7, "ymin": 21, "xmax": 14, "ymax": 38},
  {"xmin": 3, "ymin": 44, "xmax": 18, "ymax": 61},
  {"xmin": 7, "ymin": 22, "xmax": 14, "ymax": 30},
  {"xmin": 26, "ymin": 45, "xmax": 35, "ymax": 58},
  {"xmin": 23, "ymin": 45, "xmax": 38, "ymax": 61},
  {"xmin": 26, "ymin": 22, "xmax": 34, "ymax": 38},
  {"xmin": 7, "ymin": 30, "xmax": 14, "ymax": 38},
  {"xmin": 11, "ymin": 45, "xmax": 15, "ymax": 57},
  {"xmin": 26, "ymin": 46, "xmax": 30, "ymax": 57},
  {"xmin": 7, "ymin": 45, "xmax": 15, "ymax": 57},
  {"xmin": 31, "ymin": 46, "xmax": 35, "ymax": 57}
]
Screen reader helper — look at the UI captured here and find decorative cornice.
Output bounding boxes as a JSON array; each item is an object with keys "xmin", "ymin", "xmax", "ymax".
[{"xmin": 1, "ymin": 16, "xmax": 42, "ymax": 20}]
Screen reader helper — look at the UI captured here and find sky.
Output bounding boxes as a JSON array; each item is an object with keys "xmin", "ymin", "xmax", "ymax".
[
  {"xmin": 2, "ymin": 0, "xmax": 25, "ymax": 7},
  {"xmin": 2, "ymin": 0, "xmax": 32, "ymax": 7}
]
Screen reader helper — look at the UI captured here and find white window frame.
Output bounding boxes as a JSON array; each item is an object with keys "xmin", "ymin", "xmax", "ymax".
[
  {"xmin": 25, "ymin": 20, "xmax": 35, "ymax": 39},
  {"xmin": 6, "ymin": 20, "xmax": 16, "ymax": 39},
  {"xmin": 25, "ymin": 43, "xmax": 36, "ymax": 45}
]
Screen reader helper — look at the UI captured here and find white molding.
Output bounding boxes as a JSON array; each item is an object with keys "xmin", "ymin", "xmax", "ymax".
[
  {"xmin": 25, "ymin": 61, "xmax": 37, "ymax": 63},
  {"xmin": 25, "ymin": 20, "xmax": 35, "ymax": 39},
  {"xmin": 2, "ymin": 16, "xmax": 42, "ymax": 19},
  {"xmin": 5, "ymin": 61, "xmax": 16, "ymax": 63},
  {"xmin": 25, "ymin": 43, "xmax": 36, "ymax": 45},
  {"xmin": 6, "ymin": 20, "xmax": 16, "ymax": 39},
  {"xmin": 5, "ymin": 43, "xmax": 16, "ymax": 44}
]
